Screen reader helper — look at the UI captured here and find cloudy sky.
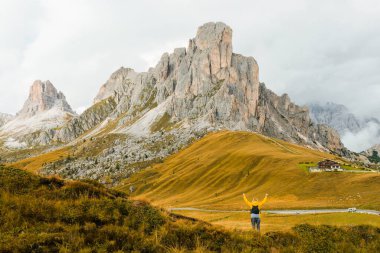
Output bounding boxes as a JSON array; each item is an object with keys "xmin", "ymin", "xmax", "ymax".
[{"xmin": 1, "ymin": 0, "xmax": 379, "ymax": 150}]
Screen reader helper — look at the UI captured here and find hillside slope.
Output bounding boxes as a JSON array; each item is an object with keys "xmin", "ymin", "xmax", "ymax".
[
  {"xmin": 122, "ymin": 131, "xmax": 380, "ymax": 210},
  {"xmin": 0, "ymin": 165, "xmax": 256, "ymax": 252},
  {"xmin": 4, "ymin": 166, "xmax": 379, "ymax": 252}
]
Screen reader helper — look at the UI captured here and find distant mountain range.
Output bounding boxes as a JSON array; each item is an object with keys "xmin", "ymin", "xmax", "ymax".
[{"xmin": 308, "ymin": 102, "xmax": 380, "ymax": 154}]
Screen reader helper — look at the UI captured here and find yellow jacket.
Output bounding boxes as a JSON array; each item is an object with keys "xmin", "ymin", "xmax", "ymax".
[{"xmin": 243, "ymin": 194, "xmax": 268, "ymax": 209}]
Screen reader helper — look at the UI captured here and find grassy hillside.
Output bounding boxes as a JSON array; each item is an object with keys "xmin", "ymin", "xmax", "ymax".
[
  {"xmin": 2, "ymin": 165, "xmax": 380, "ymax": 252},
  {"xmin": 121, "ymin": 131, "xmax": 380, "ymax": 210},
  {"xmin": 7, "ymin": 147, "xmax": 70, "ymax": 172}
]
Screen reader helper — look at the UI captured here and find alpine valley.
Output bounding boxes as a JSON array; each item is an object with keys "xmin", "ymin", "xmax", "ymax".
[{"xmin": 1, "ymin": 22, "xmax": 380, "ymax": 252}]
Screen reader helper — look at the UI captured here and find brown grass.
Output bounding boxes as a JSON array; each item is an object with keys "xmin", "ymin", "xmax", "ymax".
[
  {"xmin": 6, "ymin": 147, "xmax": 70, "ymax": 172},
  {"xmin": 120, "ymin": 131, "xmax": 380, "ymax": 210}
]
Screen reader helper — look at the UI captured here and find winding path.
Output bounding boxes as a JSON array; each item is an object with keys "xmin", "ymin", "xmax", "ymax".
[{"xmin": 169, "ymin": 207, "xmax": 380, "ymax": 216}]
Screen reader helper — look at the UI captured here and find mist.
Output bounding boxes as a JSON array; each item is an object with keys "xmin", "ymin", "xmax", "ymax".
[{"xmin": 342, "ymin": 121, "xmax": 380, "ymax": 152}]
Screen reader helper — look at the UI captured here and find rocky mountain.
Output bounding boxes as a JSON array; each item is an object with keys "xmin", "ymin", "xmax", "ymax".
[
  {"xmin": 30, "ymin": 22, "xmax": 345, "ymax": 183},
  {"xmin": 308, "ymin": 102, "xmax": 380, "ymax": 153},
  {"xmin": 308, "ymin": 102, "xmax": 364, "ymax": 135},
  {"xmin": 308, "ymin": 102, "xmax": 380, "ymax": 134},
  {"xmin": 17, "ymin": 80, "xmax": 75, "ymax": 117},
  {"xmin": 0, "ymin": 80, "xmax": 76, "ymax": 148},
  {"xmin": 58, "ymin": 23, "xmax": 342, "ymax": 149},
  {"xmin": 0, "ymin": 113, "xmax": 13, "ymax": 127}
]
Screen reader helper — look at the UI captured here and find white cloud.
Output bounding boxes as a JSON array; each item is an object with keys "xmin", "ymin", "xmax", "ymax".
[
  {"xmin": 342, "ymin": 122, "xmax": 380, "ymax": 152},
  {"xmin": 140, "ymin": 40, "xmax": 188, "ymax": 68},
  {"xmin": 74, "ymin": 106, "xmax": 88, "ymax": 115}
]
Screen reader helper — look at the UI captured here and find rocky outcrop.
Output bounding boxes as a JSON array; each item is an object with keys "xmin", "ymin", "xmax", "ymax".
[
  {"xmin": 89, "ymin": 22, "xmax": 260, "ymax": 134},
  {"xmin": 159, "ymin": 22, "xmax": 259, "ymax": 131},
  {"xmin": 93, "ymin": 68, "xmax": 138, "ymax": 104},
  {"xmin": 17, "ymin": 80, "xmax": 75, "ymax": 117},
  {"xmin": 256, "ymin": 84, "xmax": 344, "ymax": 152},
  {"xmin": 55, "ymin": 96, "xmax": 117, "ymax": 142},
  {"xmin": 0, "ymin": 80, "xmax": 75, "ymax": 147},
  {"xmin": 308, "ymin": 102, "xmax": 363, "ymax": 135}
]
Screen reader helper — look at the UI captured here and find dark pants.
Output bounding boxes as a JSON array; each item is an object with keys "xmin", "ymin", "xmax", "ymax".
[{"xmin": 251, "ymin": 217, "xmax": 260, "ymax": 231}]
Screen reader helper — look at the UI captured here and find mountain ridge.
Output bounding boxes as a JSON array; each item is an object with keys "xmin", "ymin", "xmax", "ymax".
[
  {"xmin": 54, "ymin": 22, "xmax": 343, "ymax": 150},
  {"xmin": 308, "ymin": 102, "xmax": 380, "ymax": 154},
  {"xmin": 1, "ymin": 22, "xmax": 348, "ymax": 183}
]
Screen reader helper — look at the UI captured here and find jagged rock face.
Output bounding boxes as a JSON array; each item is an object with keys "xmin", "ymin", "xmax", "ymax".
[
  {"xmin": 308, "ymin": 102, "xmax": 363, "ymax": 135},
  {"xmin": 93, "ymin": 68, "xmax": 138, "ymax": 104},
  {"xmin": 256, "ymin": 84, "xmax": 344, "ymax": 151},
  {"xmin": 0, "ymin": 80, "xmax": 75, "ymax": 147},
  {"xmin": 149, "ymin": 22, "xmax": 260, "ymax": 130},
  {"xmin": 17, "ymin": 80, "xmax": 75, "ymax": 117},
  {"xmin": 0, "ymin": 113, "xmax": 13, "ymax": 127},
  {"xmin": 55, "ymin": 97, "xmax": 117, "ymax": 142},
  {"xmin": 312, "ymin": 124, "xmax": 344, "ymax": 152},
  {"xmin": 90, "ymin": 22, "xmax": 259, "ymax": 132},
  {"xmin": 50, "ymin": 22, "xmax": 342, "ymax": 153}
]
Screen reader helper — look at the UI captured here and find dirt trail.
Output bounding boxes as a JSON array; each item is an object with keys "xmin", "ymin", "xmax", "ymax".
[{"xmin": 169, "ymin": 207, "xmax": 380, "ymax": 216}]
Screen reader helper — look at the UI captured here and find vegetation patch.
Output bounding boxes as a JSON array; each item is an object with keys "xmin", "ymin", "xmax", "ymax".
[
  {"xmin": 368, "ymin": 150, "xmax": 380, "ymax": 164},
  {"xmin": 298, "ymin": 162, "xmax": 318, "ymax": 172},
  {"xmin": 150, "ymin": 112, "xmax": 175, "ymax": 133},
  {"xmin": 6, "ymin": 147, "xmax": 70, "ymax": 172},
  {"xmin": 1, "ymin": 165, "xmax": 380, "ymax": 252}
]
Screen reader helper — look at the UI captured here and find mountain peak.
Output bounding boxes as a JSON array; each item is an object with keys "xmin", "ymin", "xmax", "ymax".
[
  {"xmin": 94, "ymin": 67, "xmax": 137, "ymax": 104},
  {"xmin": 194, "ymin": 22, "xmax": 232, "ymax": 51},
  {"xmin": 17, "ymin": 80, "xmax": 74, "ymax": 118}
]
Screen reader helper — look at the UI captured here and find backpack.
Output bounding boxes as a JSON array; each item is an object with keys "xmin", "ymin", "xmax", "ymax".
[{"xmin": 251, "ymin": 205, "xmax": 260, "ymax": 214}]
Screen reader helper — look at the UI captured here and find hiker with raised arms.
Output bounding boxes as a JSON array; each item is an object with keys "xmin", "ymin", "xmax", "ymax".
[{"xmin": 243, "ymin": 193, "xmax": 268, "ymax": 232}]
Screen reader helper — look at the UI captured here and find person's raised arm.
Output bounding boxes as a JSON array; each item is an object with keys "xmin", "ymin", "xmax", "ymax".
[
  {"xmin": 243, "ymin": 193, "xmax": 251, "ymax": 207},
  {"xmin": 259, "ymin": 193, "xmax": 268, "ymax": 208}
]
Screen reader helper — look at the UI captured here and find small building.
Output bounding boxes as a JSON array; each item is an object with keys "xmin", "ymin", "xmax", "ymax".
[{"xmin": 318, "ymin": 160, "xmax": 343, "ymax": 172}]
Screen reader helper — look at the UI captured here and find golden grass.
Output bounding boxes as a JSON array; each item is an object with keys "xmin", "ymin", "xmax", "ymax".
[
  {"xmin": 0, "ymin": 145, "xmax": 49, "ymax": 162},
  {"xmin": 121, "ymin": 131, "xmax": 380, "ymax": 210},
  {"xmin": 172, "ymin": 210, "xmax": 380, "ymax": 233},
  {"xmin": 6, "ymin": 147, "xmax": 70, "ymax": 172}
]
